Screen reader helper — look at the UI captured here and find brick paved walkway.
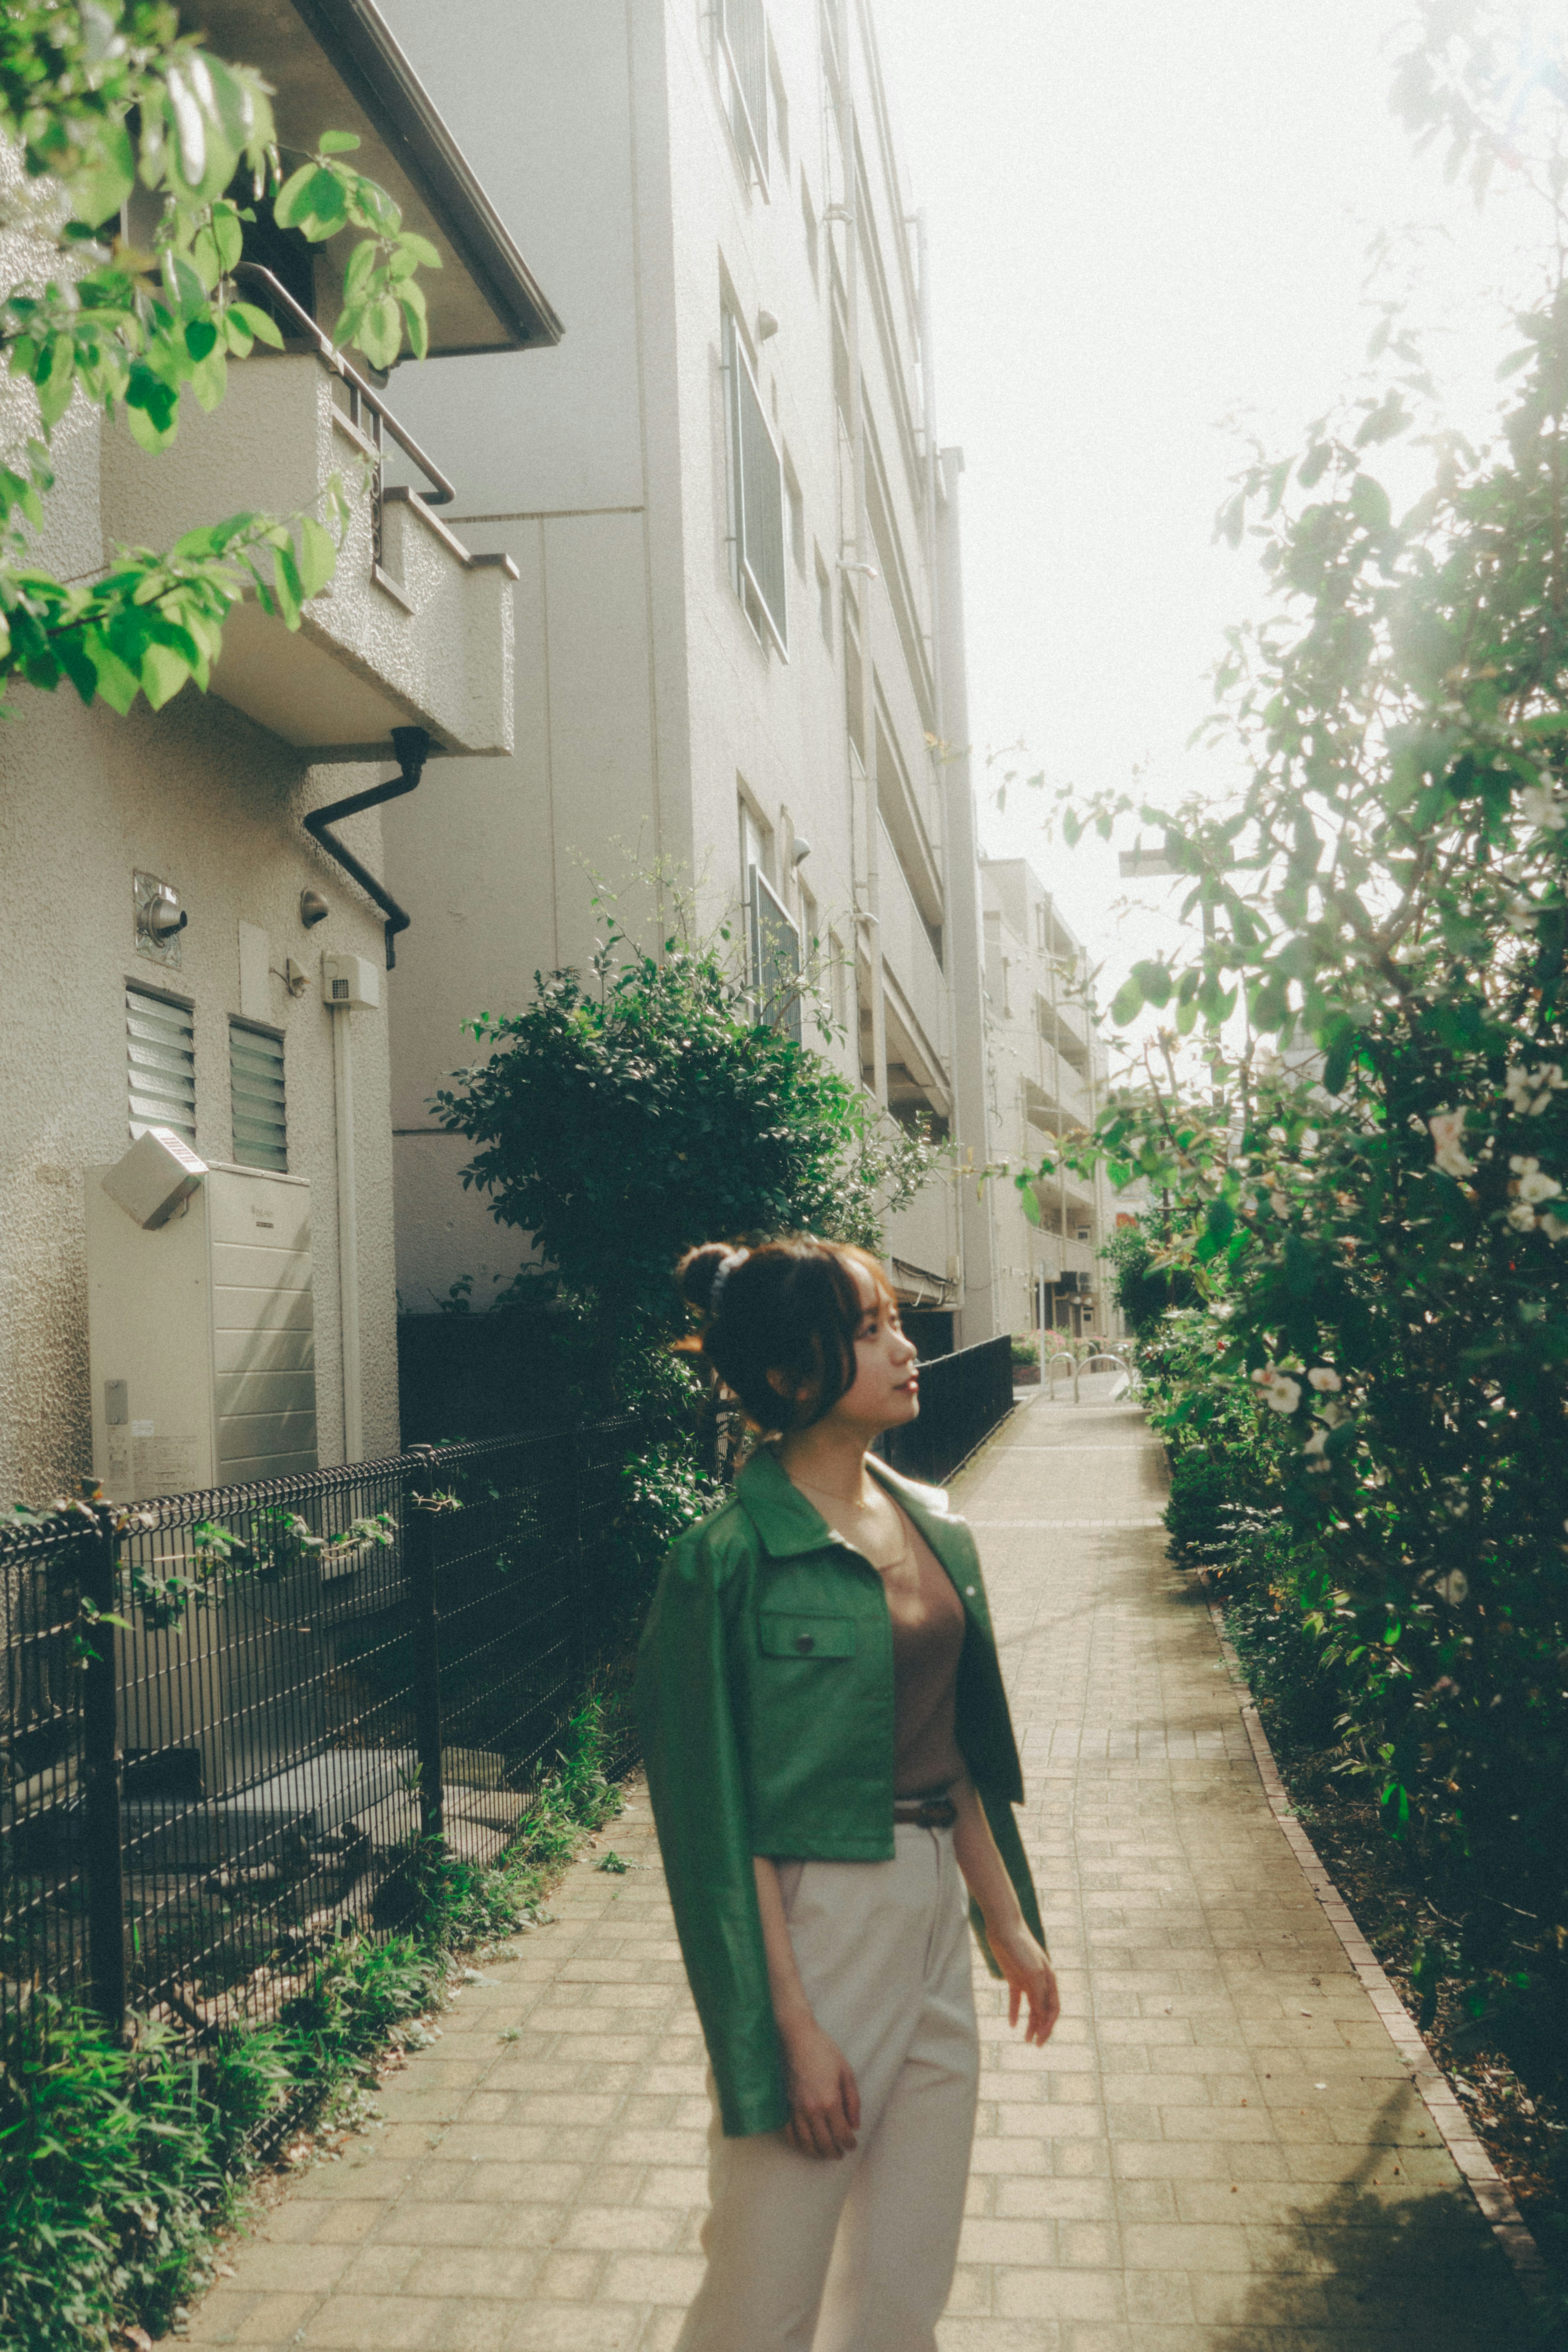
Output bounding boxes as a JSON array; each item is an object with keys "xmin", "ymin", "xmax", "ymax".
[{"xmin": 187, "ymin": 1400, "xmax": 1525, "ymax": 2351}]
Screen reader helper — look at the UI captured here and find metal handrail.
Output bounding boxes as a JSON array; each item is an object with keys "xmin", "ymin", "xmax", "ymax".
[
  {"xmin": 1037, "ymin": 1347, "xmax": 1134, "ymax": 1403},
  {"xmin": 233, "ymin": 262, "xmax": 456, "ymax": 506}
]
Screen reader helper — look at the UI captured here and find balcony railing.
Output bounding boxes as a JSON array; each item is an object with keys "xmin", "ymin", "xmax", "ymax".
[
  {"xmin": 98, "ymin": 283, "xmax": 516, "ymax": 764},
  {"xmin": 878, "ymin": 816, "xmax": 949, "ymax": 1069}
]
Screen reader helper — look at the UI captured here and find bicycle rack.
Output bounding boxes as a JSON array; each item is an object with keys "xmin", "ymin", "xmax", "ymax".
[{"xmin": 1039, "ymin": 1350, "xmax": 1134, "ymax": 1403}]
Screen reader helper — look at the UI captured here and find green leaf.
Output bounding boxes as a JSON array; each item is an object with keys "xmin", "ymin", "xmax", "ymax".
[
  {"xmin": 36, "ymin": 334, "xmax": 76, "ymax": 433},
  {"xmin": 139, "ymin": 640, "xmax": 192, "ymax": 710},
  {"xmin": 341, "ymin": 240, "xmax": 379, "ymax": 303},
  {"xmin": 1348, "ymin": 472, "xmax": 1393, "ymax": 534},
  {"xmin": 399, "ymin": 292, "xmax": 429, "ymax": 362},
  {"xmin": 64, "ymin": 118, "xmax": 135, "ymax": 227},
  {"xmin": 298, "ymin": 516, "xmax": 337, "ymax": 600},
  {"xmin": 355, "ymin": 294, "xmax": 403, "ymax": 371},
  {"xmin": 229, "ymin": 301, "xmax": 284, "ymax": 349},
  {"xmin": 276, "ymin": 165, "xmax": 347, "ymax": 240},
  {"xmin": 318, "ymin": 130, "xmax": 363, "ymax": 155},
  {"xmin": 1111, "ymin": 975, "xmax": 1144, "ymax": 1026}
]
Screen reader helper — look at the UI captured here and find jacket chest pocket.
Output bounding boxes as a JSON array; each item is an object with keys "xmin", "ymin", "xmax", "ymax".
[{"xmin": 759, "ymin": 1611, "xmax": 856, "ymax": 1661}]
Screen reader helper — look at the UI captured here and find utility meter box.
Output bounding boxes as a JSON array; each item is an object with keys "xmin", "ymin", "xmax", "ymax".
[
  {"xmin": 86, "ymin": 1159, "xmax": 318, "ymax": 1499},
  {"xmin": 322, "ymin": 952, "xmax": 379, "ymax": 1010}
]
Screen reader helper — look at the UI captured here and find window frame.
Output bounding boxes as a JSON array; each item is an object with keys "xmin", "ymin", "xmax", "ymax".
[
  {"xmin": 749, "ymin": 861, "xmax": 803, "ymax": 1044},
  {"xmin": 716, "ymin": 0, "xmax": 770, "ymax": 193},
  {"xmin": 723, "ymin": 309, "xmax": 788, "ymax": 656}
]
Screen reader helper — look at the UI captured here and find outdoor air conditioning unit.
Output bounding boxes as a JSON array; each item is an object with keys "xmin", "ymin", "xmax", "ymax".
[{"xmin": 86, "ymin": 1131, "xmax": 318, "ymax": 1500}]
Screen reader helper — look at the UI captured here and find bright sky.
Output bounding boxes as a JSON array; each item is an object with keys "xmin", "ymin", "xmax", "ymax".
[{"xmin": 877, "ymin": 0, "xmax": 1550, "ymax": 1043}]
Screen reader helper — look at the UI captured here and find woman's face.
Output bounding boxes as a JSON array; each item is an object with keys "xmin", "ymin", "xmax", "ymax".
[{"xmin": 821, "ymin": 1262, "xmax": 920, "ymax": 1438}]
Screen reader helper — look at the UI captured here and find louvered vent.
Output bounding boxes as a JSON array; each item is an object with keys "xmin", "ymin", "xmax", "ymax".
[
  {"xmin": 229, "ymin": 1021, "xmax": 287, "ymax": 1172},
  {"xmin": 126, "ymin": 985, "xmax": 196, "ymax": 1145}
]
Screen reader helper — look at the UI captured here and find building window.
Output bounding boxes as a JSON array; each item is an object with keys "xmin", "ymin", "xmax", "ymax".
[
  {"xmin": 751, "ymin": 864, "xmax": 802, "ymax": 1043},
  {"xmin": 229, "ymin": 1019, "xmax": 287, "ymax": 1172},
  {"xmin": 126, "ymin": 983, "xmax": 196, "ymax": 1146},
  {"xmin": 769, "ymin": 40, "xmax": 790, "ymax": 174},
  {"xmin": 829, "ymin": 929, "xmax": 849, "ymax": 1029},
  {"xmin": 815, "ymin": 546, "xmax": 833, "ymax": 648},
  {"xmin": 724, "ymin": 310, "xmax": 788, "ymax": 654},
  {"xmin": 802, "ymin": 172, "xmax": 820, "ymax": 290},
  {"xmin": 783, "ymin": 451, "xmax": 805, "ymax": 575},
  {"xmin": 717, "ymin": 0, "xmax": 769, "ymax": 190},
  {"xmin": 799, "ymin": 879, "xmax": 819, "ymax": 963}
]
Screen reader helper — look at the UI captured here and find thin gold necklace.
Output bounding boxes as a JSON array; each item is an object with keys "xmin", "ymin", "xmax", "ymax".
[
  {"xmin": 791, "ymin": 1471, "xmax": 880, "ymax": 1512},
  {"xmin": 792, "ymin": 1473, "xmax": 908, "ymax": 1571}
]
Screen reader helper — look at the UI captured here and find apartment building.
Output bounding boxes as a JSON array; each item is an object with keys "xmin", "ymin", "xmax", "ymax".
[
  {"xmin": 0, "ymin": 0, "xmax": 555, "ymax": 1502},
  {"xmin": 374, "ymin": 0, "xmax": 1000, "ymax": 1342},
  {"xmin": 982, "ymin": 858, "xmax": 1118, "ymax": 1344}
]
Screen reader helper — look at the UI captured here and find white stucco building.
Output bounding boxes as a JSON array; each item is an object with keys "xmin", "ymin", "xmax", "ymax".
[
  {"xmin": 0, "ymin": 0, "xmax": 556, "ymax": 1503},
  {"xmin": 982, "ymin": 858, "xmax": 1119, "ymax": 1345},
  {"xmin": 373, "ymin": 0, "xmax": 1000, "ymax": 1344}
]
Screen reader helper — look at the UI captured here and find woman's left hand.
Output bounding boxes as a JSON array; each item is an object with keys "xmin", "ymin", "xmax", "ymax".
[{"xmin": 987, "ymin": 1919, "xmax": 1060, "ymax": 2047}]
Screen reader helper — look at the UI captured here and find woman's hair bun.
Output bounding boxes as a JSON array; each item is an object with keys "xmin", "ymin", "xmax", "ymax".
[{"xmin": 675, "ymin": 1242, "xmax": 736, "ymax": 1317}]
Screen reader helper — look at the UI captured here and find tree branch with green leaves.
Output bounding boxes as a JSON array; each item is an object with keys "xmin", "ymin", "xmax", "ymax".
[{"xmin": 0, "ymin": 1, "xmax": 441, "ymax": 717}]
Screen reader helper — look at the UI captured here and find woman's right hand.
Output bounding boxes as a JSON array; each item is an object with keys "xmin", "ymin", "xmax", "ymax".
[{"xmin": 778, "ymin": 2013, "xmax": 861, "ymax": 2158}]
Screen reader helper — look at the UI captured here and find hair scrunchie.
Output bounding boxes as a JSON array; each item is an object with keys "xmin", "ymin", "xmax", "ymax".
[{"xmin": 706, "ymin": 1247, "xmax": 749, "ymax": 1320}]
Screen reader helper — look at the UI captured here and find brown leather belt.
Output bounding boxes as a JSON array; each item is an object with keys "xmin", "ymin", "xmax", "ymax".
[{"xmin": 893, "ymin": 1797, "xmax": 957, "ymax": 1829}]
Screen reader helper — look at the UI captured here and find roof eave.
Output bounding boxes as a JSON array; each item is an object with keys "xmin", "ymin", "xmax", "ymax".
[{"xmin": 287, "ymin": 0, "xmax": 564, "ymax": 352}]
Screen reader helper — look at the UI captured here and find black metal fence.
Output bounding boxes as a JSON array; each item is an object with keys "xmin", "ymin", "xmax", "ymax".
[
  {"xmin": 0, "ymin": 1425, "xmax": 646, "ymax": 2049},
  {"xmin": 2, "ymin": 1353, "xmax": 1015, "ymax": 2056},
  {"xmin": 879, "ymin": 1335, "xmax": 1015, "ymax": 1487}
]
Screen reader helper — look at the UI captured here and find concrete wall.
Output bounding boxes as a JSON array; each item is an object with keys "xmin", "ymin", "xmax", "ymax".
[
  {"xmin": 0, "ymin": 667, "xmax": 399, "ymax": 1503},
  {"xmin": 376, "ymin": 0, "xmax": 987, "ymax": 1322}
]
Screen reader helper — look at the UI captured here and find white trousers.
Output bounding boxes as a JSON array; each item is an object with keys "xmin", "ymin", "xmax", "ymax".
[{"xmin": 675, "ymin": 1822, "xmax": 980, "ymax": 2352}]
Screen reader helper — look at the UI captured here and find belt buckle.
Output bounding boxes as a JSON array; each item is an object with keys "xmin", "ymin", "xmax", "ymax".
[{"xmin": 895, "ymin": 1796, "xmax": 957, "ymax": 1829}]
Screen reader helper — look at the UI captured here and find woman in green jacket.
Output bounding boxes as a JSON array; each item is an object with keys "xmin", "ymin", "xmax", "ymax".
[{"xmin": 637, "ymin": 1235, "xmax": 1058, "ymax": 2352}]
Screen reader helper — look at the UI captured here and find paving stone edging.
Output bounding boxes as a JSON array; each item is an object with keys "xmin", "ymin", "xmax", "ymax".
[{"xmin": 1207, "ymin": 1598, "xmax": 1550, "ymax": 2302}]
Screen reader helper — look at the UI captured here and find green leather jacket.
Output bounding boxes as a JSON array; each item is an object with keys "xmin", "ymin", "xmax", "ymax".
[{"xmin": 635, "ymin": 1449, "xmax": 1043, "ymax": 2138}]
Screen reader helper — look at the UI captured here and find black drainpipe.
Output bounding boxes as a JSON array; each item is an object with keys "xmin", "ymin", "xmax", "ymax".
[{"xmin": 303, "ymin": 726, "xmax": 432, "ymax": 969}]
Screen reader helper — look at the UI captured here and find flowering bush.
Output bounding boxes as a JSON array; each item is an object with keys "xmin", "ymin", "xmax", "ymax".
[{"xmin": 1045, "ymin": 7, "xmax": 1568, "ymax": 2066}]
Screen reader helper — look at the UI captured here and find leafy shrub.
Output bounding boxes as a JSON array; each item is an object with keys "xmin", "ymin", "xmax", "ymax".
[
  {"xmin": 433, "ymin": 900, "xmax": 937, "ymax": 1344},
  {"xmin": 0, "ymin": 1700, "xmax": 624, "ymax": 2348}
]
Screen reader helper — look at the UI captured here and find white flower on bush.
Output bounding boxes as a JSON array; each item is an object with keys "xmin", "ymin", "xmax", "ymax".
[
  {"xmin": 1428, "ymin": 1108, "xmax": 1475, "ymax": 1179},
  {"xmin": 1505, "ymin": 1061, "xmax": 1566, "ymax": 1116},
  {"xmin": 1302, "ymin": 1425, "xmax": 1328, "ymax": 1456},
  {"xmin": 1545, "ymin": 1212, "xmax": 1568, "ymax": 1242},
  {"xmin": 1510, "ymin": 1156, "xmax": 1563, "ymax": 1204},
  {"xmin": 1251, "ymin": 1366, "xmax": 1302, "ymax": 1415},
  {"xmin": 1520, "ymin": 782, "xmax": 1568, "ymax": 832},
  {"xmin": 1508, "ymin": 1199, "xmax": 1539, "ymax": 1231},
  {"xmin": 1434, "ymin": 1569, "xmax": 1470, "ymax": 1606},
  {"xmin": 1307, "ymin": 1367, "xmax": 1342, "ymax": 1393}
]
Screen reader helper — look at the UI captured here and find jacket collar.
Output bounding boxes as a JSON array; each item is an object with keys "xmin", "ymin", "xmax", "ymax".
[{"xmin": 735, "ymin": 1447, "xmax": 963, "ymax": 1574}]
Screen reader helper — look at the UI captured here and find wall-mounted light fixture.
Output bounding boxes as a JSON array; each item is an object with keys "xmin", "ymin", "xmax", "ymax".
[
  {"xmin": 757, "ymin": 308, "xmax": 779, "ymax": 342},
  {"xmin": 134, "ymin": 871, "xmax": 187, "ymax": 968},
  {"xmin": 791, "ymin": 836, "xmax": 812, "ymax": 866},
  {"xmin": 300, "ymin": 889, "xmax": 330, "ymax": 929}
]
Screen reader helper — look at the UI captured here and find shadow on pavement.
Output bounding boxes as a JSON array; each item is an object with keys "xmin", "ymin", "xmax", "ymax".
[{"xmin": 1218, "ymin": 2082, "xmax": 1528, "ymax": 2348}]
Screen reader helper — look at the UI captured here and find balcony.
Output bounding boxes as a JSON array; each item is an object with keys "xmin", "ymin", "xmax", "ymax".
[
  {"xmin": 886, "ymin": 1170, "xmax": 957, "ymax": 1304},
  {"xmin": 878, "ymin": 817, "xmax": 949, "ymax": 1110},
  {"xmin": 98, "ymin": 339, "xmax": 515, "ymax": 763}
]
